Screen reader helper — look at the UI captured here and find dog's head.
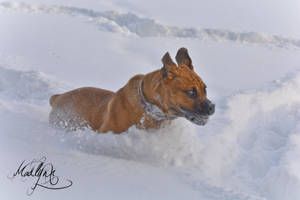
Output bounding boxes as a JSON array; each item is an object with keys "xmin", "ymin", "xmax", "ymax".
[{"xmin": 152, "ymin": 48, "xmax": 215, "ymax": 125}]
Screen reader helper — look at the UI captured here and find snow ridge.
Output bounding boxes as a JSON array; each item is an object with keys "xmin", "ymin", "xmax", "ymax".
[
  {"xmin": 1, "ymin": 1, "xmax": 300, "ymax": 49},
  {"xmin": 0, "ymin": 66, "xmax": 67, "ymax": 104}
]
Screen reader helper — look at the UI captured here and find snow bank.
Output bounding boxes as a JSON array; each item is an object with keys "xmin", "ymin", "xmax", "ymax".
[
  {"xmin": 197, "ymin": 73, "xmax": 300, "ymax": 200},
  {"xmin": 0, "ymin": 66, "xmax": 67, "ymax": 104},
  {"xmin": 1, "ymin": 1, "xmax": 300, "ymax": 50}
]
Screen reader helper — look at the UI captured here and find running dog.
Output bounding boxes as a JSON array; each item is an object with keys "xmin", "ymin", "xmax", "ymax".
[{"xmin": 49, "ymin": 48, "xmax": 215, "ymax": 133}]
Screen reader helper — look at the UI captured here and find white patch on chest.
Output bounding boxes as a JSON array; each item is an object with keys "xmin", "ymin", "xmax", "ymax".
[
  {"xmin": 154, "ymin": 94, "xmax": 162, "ymax": 104},
  {"xmin": 143, "ymin": 101, "xmax": 167, "ymax": 121}
]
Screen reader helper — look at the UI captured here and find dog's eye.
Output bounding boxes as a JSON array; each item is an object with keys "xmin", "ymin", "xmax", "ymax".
[{"xmin": 184, "ymin": 87, "xmax": 197, "ymax": 99}]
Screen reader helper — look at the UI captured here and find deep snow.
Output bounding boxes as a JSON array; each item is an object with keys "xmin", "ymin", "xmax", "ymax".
[{"xmin": 1, "ymin": 1, "xmax": 300, "ymax": 200}]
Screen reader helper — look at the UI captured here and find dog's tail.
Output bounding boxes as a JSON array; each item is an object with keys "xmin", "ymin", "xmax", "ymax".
[{"xmin": 49, "ymin": 94, "xmax": 60, "ymax": 106}]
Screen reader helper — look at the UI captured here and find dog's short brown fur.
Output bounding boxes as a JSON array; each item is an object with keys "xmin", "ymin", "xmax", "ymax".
[{"xmin": 49, "ymin": 48, "xmax": 215, "ymax": 133}]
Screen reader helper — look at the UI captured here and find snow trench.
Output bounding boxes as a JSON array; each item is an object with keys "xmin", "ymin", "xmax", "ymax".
[{"xmin": 1, "ymin": 1, "xmax": 300, "ymax": 50}]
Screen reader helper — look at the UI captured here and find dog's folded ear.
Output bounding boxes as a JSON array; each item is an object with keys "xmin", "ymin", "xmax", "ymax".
[
  {"xmin": 175, "ymin": 47, "xmax": 193, "ymax": 70},
  {"xmin": 161, "ymin": 52, "xmax": 177, "ymax": 79}
]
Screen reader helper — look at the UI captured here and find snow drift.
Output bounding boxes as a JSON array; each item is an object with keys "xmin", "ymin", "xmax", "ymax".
[
  {"xmin": 1, "ymin": 66, "xmax": 300, "ymax": 200},
  {"xmin": 0, "ymin": 66, "xmax": 67, "ymax": 104},
  {"xmin": 1, "ymin": 1, "xmax": 300, "ymax": 50}
]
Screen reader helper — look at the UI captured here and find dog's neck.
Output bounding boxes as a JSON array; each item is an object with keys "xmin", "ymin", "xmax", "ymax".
[{"xmin": 138, "ymin": 79, "xmax": 170, "ymax": 121}]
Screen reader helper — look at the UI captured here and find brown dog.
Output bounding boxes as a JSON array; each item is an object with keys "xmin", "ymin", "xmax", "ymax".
[{"xmin": 49, "ymin": 48, "xmax": 215, "ymax": 133}]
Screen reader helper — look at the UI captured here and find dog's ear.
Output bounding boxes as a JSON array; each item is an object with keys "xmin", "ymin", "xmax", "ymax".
[
  {"xmin": 175, "ymin": 47, "xmax": 193, "ymax": 70},
  {"xmin": 161, "ymin": 52, "xmax": 176, "ymax": 79}
]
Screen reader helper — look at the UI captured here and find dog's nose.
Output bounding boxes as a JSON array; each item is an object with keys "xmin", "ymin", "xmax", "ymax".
[
  {"xmin": 198, "ymin": 101, "xmax": 215, "ymax": 115},
  {"xmin": 208, "ymin": 103, "xmax": 215, "ymax": 115}
]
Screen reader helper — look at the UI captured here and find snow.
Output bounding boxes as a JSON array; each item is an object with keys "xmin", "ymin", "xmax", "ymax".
[
  {"xmin": 1, "ymin": 1, "xmax": 300, "ymax": 200},
  {"xmin": 1, "ymin": 1, "xmax": 300, "ymax": 49}
]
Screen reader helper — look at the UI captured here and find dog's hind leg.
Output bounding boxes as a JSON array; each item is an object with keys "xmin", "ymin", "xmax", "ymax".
[{"xmin": 49, "ymin": 107, "xmax": 89, "ymax": 131}]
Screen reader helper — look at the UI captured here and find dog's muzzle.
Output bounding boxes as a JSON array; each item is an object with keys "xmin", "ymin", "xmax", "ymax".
[{"xmin": 179, "ymin": 101, "xmax": 215, "ymax": 126}]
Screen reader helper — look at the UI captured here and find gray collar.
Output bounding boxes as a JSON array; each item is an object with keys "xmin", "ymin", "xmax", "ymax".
[{"xmin": 138, "ymin": 79, "xmax": 170, "ymax": 121}]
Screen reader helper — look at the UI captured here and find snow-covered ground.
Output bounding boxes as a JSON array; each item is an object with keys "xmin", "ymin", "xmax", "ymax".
[{"xmin": 1, "ymin": 1, "xmax": 300, "ymax": 200}]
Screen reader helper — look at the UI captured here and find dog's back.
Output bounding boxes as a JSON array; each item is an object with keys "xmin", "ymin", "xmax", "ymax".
[{"xmin": 49, "ymin": 87, "xmax": 114, "ymax": 131}]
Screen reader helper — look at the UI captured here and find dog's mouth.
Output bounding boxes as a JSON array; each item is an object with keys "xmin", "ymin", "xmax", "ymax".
[{"xmin": 179, "ymin": 106, "xmax": 210, "ymax": 126}]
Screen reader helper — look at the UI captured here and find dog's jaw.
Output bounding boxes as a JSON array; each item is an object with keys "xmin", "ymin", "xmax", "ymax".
[{"xmin": 179, "ymin": 106, "xmax": 209, "ymax": 126}]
